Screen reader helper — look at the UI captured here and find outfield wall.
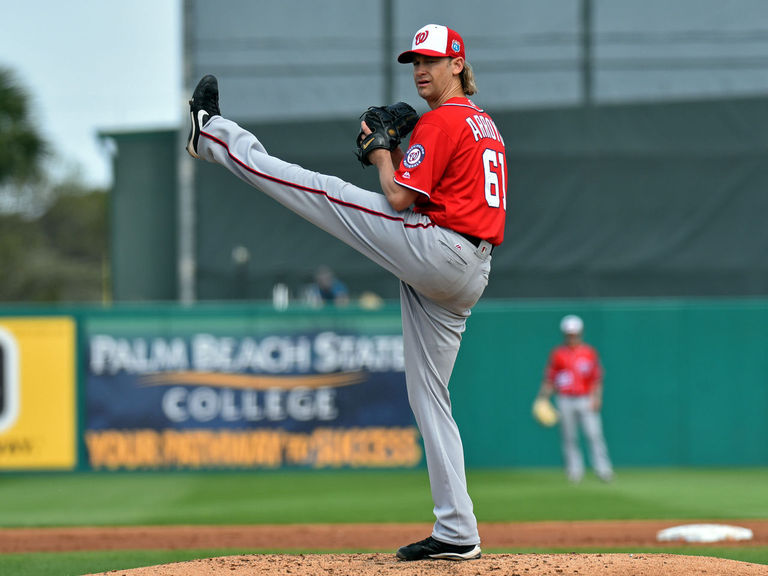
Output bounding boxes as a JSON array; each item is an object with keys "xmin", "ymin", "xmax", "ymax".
[
  {"xmin": 0, "ymin": 299, "xmax": 766, "ymax": 471},
  {"xmin": 453, "ymin": 299, "xmax": 768, "ymax": 468}
]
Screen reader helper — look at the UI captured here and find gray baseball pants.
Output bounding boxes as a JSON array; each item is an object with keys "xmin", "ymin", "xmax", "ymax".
[
  {"xmin": 556, "ymin": 394, "xmax": 613, "ymax": 482},
  {"xmin": 198, "ymin": 116, "xmax": 492, "ymax": 545}
]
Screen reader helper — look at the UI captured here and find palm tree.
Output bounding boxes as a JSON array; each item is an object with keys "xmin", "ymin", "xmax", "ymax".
[{"xmin": 0, "ymin": 67, "xmax": 47, "ymax": 186}]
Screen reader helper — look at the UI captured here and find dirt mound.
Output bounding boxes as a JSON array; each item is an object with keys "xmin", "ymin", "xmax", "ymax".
[{"xmin": 84, "ymin": 552, "xmax": 767, "ymax": 576}]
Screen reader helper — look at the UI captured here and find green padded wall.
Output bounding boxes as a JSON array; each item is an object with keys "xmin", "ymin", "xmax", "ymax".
[{"xmin": 451, "ymin": 299, "xmax": 768, "ymax": 468}]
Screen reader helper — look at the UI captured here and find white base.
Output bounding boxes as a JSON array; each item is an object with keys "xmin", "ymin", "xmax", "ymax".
[{"xmin": 656, "ymin": 523, "xmax": 753, "ymax": 543}]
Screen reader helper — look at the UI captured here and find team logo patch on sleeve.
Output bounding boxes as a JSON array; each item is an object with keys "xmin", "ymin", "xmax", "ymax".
[{"xmin": 403, "ymin": 144, "xmax": 425, "ymax": 168}]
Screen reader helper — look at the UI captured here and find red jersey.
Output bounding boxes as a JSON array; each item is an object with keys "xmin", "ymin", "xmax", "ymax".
[
  {"xmin": 545, "ymin": 343, "xmax": 603, "ymax": 396},
  {"xmin": 393, "ymin": 97, "xmax": 507, "ymax": 246}
]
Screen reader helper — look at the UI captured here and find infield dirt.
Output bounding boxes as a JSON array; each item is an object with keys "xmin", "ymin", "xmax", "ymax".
[{"xmin": 2, "ymin": 520, "xmax": 765, "ymax": 575}]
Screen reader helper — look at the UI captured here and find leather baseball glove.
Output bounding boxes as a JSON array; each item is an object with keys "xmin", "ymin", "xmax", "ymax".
[
  {"xmin": 532, "ymin": 397, "xmax": 559, "ymax": 427},
  {"xmin": 355, "ymin": 102, "xmax": 419, "ymax": 167}
]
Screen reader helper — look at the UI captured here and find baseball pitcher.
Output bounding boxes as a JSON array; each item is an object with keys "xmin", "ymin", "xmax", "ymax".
[{"xmin": 186, "ymin": 23, "xmax": 506, "ymax": 561}]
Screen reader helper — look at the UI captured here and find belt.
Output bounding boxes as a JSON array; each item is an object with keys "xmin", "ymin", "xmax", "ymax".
[{"xmin": 462, "ymin": 234, "xmax": 494, "ymax": 254}]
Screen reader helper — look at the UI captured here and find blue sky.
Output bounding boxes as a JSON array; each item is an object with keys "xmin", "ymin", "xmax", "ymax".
[{"xmin": 0, "ymin": 0, "xmax": 181, "ymax": 188}]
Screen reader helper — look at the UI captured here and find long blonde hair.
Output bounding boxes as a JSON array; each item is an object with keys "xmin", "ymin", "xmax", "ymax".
[{"xmin": 460, "ymin": 61, "xmax": 477, "ymax": 96}]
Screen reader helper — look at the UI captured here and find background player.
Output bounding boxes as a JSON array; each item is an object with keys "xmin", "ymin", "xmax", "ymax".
[
  {"xmin": 537, "ymin": 315, "xmax": 614, "ymax": 483},
  {"xmin": 303, "ymin": 265, "xmax": 350, "ymax": 307},
  {"xmin": 186, "ymin": 23, "xmax": 506, "ymax": 561}
]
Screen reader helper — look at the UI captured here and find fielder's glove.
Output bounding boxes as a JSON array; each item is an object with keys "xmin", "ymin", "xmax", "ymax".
[
  {"xmin": 355, "ymin": 102, "xmax": 419, "ymax": 167},
  {"xmin": 532, "ymin": 397, "xmax": 559, "ymax": 427}
]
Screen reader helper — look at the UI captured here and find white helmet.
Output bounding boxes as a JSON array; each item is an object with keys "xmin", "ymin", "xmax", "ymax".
[{"xmin": 560, "ymin": 314, "xmax": 583, "ymax": 335}]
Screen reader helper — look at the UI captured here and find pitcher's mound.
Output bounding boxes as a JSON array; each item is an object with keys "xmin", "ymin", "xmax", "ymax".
[{"xmin": 86, "ymin": 552, "xmax": 766, "ymax": 575}]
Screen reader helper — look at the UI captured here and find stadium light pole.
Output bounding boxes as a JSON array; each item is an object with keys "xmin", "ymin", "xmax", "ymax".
[
  {"xmin": 382, "ymin": 0, "xmax": 394, "ymax": 105},
  {"xmin": 178, "ymin": 0, "xmax": 197, "ymax": 304},
  {"xmin": 581, "ymin": 0, "xmax": 594, "ymax": 106}
]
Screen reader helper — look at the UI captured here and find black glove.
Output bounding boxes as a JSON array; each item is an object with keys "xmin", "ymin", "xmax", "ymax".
[{"xmin": 355, "ymin": 102, "xmax": 419, "ymax": 167}]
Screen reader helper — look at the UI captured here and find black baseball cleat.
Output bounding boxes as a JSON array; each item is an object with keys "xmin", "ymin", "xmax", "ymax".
[
  {"xmin": 186, "ymin": 74, "xmax": 221, "ymax": 158},
  {"xmin": 396, "ymin": 536, "xmax": 482, "ymax": 561}
]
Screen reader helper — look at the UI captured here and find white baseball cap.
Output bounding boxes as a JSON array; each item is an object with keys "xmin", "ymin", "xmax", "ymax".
[
  {"xmin": 398, "ymin": 24, "xmax": 466, "ymax": 63},
  {"xmin": 560, "ymin": 315, "xmax": 584, "ymax": 335}
]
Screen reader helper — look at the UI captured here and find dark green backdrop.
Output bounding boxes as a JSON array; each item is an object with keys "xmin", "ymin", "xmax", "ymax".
[{"xmin": 108, "ymin": 96, "xmax": 768, "ymax": 302}]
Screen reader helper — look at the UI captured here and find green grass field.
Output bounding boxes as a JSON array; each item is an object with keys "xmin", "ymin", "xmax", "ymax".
[{"xmin": 1, "ymin": 467, "xmax": 766, "ymax": 575}]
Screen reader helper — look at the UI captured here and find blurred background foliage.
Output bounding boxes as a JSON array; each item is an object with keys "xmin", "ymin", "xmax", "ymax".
[{"xmin": 0, "ymin": 67, "xmax": 108, "ymax": 303}]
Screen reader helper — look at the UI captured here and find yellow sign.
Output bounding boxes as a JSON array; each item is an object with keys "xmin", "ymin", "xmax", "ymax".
[{"xmin": 0, "ymin": 317, "xmax": 76, "ymax": 470}]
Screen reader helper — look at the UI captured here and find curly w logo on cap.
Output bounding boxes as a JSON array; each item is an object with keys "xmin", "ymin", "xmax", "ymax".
[{"xmin": 398, "ymin": 24, "xmax": 465, "ymax": 63}]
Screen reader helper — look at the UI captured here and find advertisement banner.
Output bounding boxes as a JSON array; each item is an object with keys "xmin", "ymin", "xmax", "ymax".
[
  {"xmin": 84, "ymin": 314, "xmax": 421, "ymax": 470},
  {"xmin": 0, "ymin": 317, "xmax": 77, "ymax": 470}
]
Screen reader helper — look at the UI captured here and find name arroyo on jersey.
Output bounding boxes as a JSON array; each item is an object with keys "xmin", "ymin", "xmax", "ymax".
[{"xmin": 465, "ymin": 114, "xmax": 504, "ymax": 144}]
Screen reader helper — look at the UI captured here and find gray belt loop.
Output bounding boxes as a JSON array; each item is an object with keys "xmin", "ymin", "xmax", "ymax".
[{"xmin": 476, "ymin": 240, "xmax": 493, "ymax": 258}]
